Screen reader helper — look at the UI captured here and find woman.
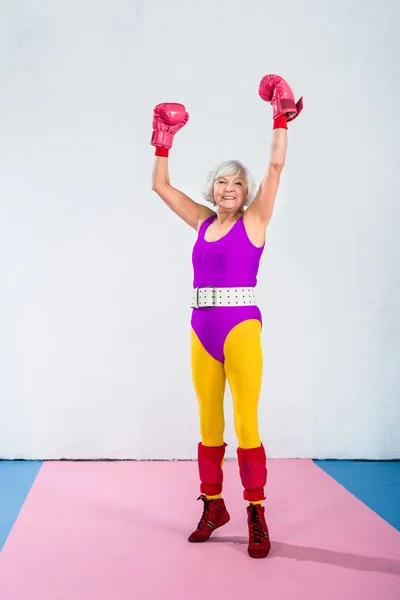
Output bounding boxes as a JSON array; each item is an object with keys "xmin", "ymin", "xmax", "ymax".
[{"xmin": 151, "ymin": 74, "xmax": 303, "ymax": 559}]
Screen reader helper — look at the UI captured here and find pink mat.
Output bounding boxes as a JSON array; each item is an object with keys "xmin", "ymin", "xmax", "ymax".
[{"xmin": 0, "ymin": 460, "xmax": 399, "ymax": 599}]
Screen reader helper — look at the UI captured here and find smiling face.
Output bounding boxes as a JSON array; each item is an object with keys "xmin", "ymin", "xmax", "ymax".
[{"xmin": 213, "ymin": 171, "xmax": 247, "ymax": 213}]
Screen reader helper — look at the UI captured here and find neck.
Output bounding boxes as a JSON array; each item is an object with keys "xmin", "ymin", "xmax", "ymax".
[{"xmin": 215, "ymin": 209, "xmax": 243, "ymax": 225}]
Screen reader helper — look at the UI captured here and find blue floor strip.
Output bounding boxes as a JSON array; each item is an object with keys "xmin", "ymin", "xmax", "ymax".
[
  {"xmin": 0, "ymin": 460, "xmax": 43, "ymax": 551},
  {"xmin": 314, "ymin": 460, "xmax": 400, "ymax": 531}
]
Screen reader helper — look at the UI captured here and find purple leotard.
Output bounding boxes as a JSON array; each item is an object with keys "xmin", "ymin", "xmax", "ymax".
[{"xmin": 191, "ymin": 215, "xmax": 265, "ymax": 362}]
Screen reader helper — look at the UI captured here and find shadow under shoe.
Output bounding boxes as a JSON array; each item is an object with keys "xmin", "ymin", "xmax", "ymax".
[
  {"xmin": 247, "ymin": 504, "xmax": 271, "ymax": 558},
  {"xmin": 188, "ymin": 495, "xmax": 230, "ymax": 542}
]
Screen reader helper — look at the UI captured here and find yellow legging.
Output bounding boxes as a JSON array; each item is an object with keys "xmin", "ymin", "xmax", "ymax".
[{"xmin": 191, "ymin": 319, "xmax": 262, "ymax": 449}]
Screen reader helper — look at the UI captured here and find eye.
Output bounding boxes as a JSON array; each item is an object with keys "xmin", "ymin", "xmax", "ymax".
[{"xmin": 235, "ymin": 182, "xmax": 243, "ymax": 186}]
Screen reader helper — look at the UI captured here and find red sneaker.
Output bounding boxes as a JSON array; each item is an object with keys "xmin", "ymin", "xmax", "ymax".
[
  {"xmin": 247, "ymin": 504, "xmax": 271, "ymax": 558},
  {"xmin": 188, "ymin": 495, "xmax": 230, "ymax": 542}
]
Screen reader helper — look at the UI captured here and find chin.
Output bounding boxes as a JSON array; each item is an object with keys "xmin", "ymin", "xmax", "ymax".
[{"xmin": 220, "ymin": 201, "xmax": 240, "ymax": 210}]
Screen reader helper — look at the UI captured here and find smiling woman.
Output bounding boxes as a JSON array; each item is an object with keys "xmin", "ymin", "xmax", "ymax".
[
  {"xmin": 202, "ymin": 160, "xmax": 257, "ymax": 208},
  {"xmin": 150, "ymin": 75, "xmax": 303, "ymax": 559}
]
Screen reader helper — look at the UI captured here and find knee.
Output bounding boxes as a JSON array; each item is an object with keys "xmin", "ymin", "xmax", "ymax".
[
  {"xmin": 234, "ymin": 415, "xmax": 260, "ymax": 449},
  {"xmin": 200, "ymin": 417, "xmax": 224, "ymax": 447}
]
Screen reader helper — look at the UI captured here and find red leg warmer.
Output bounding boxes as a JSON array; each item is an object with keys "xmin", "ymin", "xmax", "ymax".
[
  {"xmin": 237, "ymin": 444, "xmax": 267, "ymax": 502},
  {"xmin": 198, "ymin": 442, "xmax": 227, "ymax": 496}
]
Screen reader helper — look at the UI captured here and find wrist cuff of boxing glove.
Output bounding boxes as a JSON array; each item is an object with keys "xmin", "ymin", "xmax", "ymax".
[
  {"xmin": 273, "ymin": 115, "xmax": 288, "ymax": 130},
  {"xmin": 155, "ymin": 147, "xmax": 169, "ymax": 157}
]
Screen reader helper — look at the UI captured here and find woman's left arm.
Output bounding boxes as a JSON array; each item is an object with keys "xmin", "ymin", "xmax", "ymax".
[{"xmin": 245, "ymin": 124, "xmax": 288, "ymax": 226}]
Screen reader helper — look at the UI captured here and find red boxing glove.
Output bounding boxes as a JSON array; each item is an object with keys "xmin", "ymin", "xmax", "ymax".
[
  {"xmin": 150, "ymin": 103, "xmax": 189, "ymax": 152},
  {"xmin": 259, "ymin": 74, "xmax": 303, "ymax": 122}
]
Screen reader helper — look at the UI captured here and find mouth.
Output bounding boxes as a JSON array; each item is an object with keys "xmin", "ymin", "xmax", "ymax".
[{"xmin": 222, "ymin": 196, "xmax": 235, "ymax": 200}]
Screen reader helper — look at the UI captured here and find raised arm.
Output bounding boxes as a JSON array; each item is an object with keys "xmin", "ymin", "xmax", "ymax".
[
  {"xmin": 151, "ymin": 103, "xmax": 214, "ymax": 230},
  {"xmin": 246, "ymin": 124, "xmax": 288, "ymax": 225},
  {"xmin": 245, "ymin": 75, "xmax": 303, "ymax": 227}
]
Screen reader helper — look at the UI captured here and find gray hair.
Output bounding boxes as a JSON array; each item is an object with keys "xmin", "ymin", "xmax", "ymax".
[{"xmin": 202, "ymin": 160, "xmax": 257, "ymax": 207}]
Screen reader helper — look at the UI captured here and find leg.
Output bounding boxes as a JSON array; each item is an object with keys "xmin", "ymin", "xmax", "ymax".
[
  {"xmin": 224, "ymin": 319, "xmax": 267, "ymax": 499},
  {"xmin": 224, "ymin": 319, "xmax": 270, "ymax": 558},
  {"xmin": 224, "ymin": 319, "xmax": 263, "ymax": 450},
  {"xmin": 191, "ymin": 328, "xmax": 227, "ymax": 496},
  {"xmin": 191, "ymin": 328, "xmax": 226, "ymax": 448},
  {"xmin": 188, "ymin": 329, "xmax": 230, "ymax": 542}
]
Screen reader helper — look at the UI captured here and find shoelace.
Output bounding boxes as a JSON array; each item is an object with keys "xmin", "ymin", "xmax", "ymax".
[
  {"xmin": 248, "ymin": 504, "xmax": 265, "ymax": 543},
  {"xmin": 196, "ymin": 495, "xmax": 212, "ymax": 530}
]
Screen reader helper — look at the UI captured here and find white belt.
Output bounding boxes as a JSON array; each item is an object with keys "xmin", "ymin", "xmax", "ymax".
[{"xmin": 191, "ymin": 287, "xmax": 257, "ymax": 309}]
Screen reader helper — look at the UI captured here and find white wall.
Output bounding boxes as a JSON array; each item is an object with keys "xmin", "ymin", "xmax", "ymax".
[{"xmin": 0, "ymin": 0, "xmax": 399, "ymax": 459}]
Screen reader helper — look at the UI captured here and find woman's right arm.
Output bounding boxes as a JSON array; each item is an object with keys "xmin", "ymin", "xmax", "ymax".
[{"xmin": 152, "ymin": 155, "xmax": 215, "ymax": 231}]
